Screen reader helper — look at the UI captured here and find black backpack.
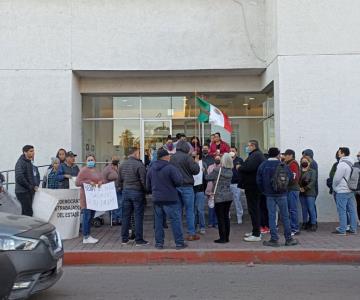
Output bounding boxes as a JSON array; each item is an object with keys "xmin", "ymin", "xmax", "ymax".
[{"xmin": 271, "ymin": 163, "xmax": 289, "ymax": 193}]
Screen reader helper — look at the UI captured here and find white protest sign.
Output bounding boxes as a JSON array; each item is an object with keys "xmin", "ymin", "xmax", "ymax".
[
  {"xmin": 69, "ymin": 177, "xmax": 79, "ymax": 190},
  {"xmin": 33, "ymin": 189, "xmax": 81, "ymax": 240},
  {"xmin": 84, "ymin": 181, "xmax": 118, "ymax": 211}
]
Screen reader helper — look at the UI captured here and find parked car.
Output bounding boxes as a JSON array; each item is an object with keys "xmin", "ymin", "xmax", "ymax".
[{"xmin": 0, "ymin": 212, "xmax": 63, "ymax": 299}]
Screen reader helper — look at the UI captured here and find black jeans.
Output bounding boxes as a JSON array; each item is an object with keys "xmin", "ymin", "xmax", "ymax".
[
  {"xmin": 16, "ymin": 192, "xmax": 34, "ymax": 217},
  {"xmin": 215, "ymin": 201, "xmax": 232, "ymax": 242},
  {"xmin": 245, "ymin": 189, "xmax": 261, "ymax": 237},
  {"xmin": 260, "ymin": 194, "xmax": 269, "ymax": 228}
]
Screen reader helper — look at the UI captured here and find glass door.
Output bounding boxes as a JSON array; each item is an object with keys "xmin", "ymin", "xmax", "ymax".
[{"xmin": 141, "ymin": 120, "xmax": 172, "ymax": 165}]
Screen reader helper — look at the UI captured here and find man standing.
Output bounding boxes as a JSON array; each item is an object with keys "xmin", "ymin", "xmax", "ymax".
[
  {"xmin": 238, "ymin": 140, "xmax": 265, "ymax": 242},
  {"xmin": 15, "ymin": 145, "xmax": 39, "ymax": 216},
  {"xmin": 209, "ymin": 132, "xmax": 230, "ymax": 156},
  {"xmin": 119, "ymin": 147, "xmax": 148, "ymax": 246},
  {"xmin": 59, "ymin": 151, "xmax": 80, "ymax": 189},
  {"xmin": 229, "ymin": 147, "xmax": 244, "ymax": 224},
  {"xmin": 332, "ymin": 147, "xmax": 357, "ymax": 235},
  {"xmin": 202, "ymin": 144, "xmax": 215, "ymax": 167},
  {"xmin": 256, "ymin": 147, "xmax": 299, "ymax": 247},
  {"xmin": 170, "ymin": 140, "xmax": 200, "ymax": 241},
  {"xmin": 147, "ymin": 149, "xmax": 187, "ymax": 250},
  {"xmin": 284, "ymin": 149, "xmax": 301, "ymax": 235}
]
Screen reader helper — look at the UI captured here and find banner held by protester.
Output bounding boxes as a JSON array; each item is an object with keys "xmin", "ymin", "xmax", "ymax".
[{"xmin": 83, "ymin": 181, "xmax": 118, "ymax": 211}]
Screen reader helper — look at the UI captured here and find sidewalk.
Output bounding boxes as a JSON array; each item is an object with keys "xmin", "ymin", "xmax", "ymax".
[{"xmin": 63, "ymin": 221, "xmax": 360, "ymax": 265}]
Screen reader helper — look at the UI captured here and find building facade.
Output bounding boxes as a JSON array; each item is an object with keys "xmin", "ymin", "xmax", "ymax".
[{"xmin": 1, "ymin": 0, "xmax": 360, "ymax": 221}]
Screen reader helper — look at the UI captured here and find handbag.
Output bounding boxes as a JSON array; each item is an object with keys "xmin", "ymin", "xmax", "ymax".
[{"xmin": 208, "ymin": 168, "xmax": 222, "ymax": 209}]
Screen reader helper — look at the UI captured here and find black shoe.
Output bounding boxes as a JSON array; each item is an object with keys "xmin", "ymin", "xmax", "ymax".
[
  {"xmin": 129, "ymin": 233, "xmax": 136, "ymax": 241},
  {"xmin": 176, "ymin": 244, "xmax": 188, "ymax": 250},
  {"xmin": 155, "ymin": 244, "xmax": 164, "ymax": 250},
  {"xmin": 214, "ymin": 239, "xmax": 227, "ymax": 244},
  {"xmin": 307, "ymin": 224, "xmax": 317, "ymax": 232},
  {"xmin": 163, "ymin": 223, "xmax": 168, "ymax": 229},
  {"xmin": 136, "ymin": 240, "xmax": 150, "ymax": 247},
  {"xmin": 263, "ymin": 239, "xmax": 280, "ymax": 247},
  {"xmin": 301, "ymin": 223, "xmax": 308, "ymax": 230},
  {"xmin": 285, "ymin": 238, "xmax": 299, "ymax": 246}
]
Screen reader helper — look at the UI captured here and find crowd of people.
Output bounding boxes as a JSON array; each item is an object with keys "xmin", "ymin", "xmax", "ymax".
[{"xmin": 7, "ymin": 132, "xmax": 360, "ymax": 249}]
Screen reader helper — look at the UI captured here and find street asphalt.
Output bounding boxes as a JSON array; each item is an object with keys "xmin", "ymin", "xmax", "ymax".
[{"xmin": 31, "ymin": 264, "xmax": 360, "ymax": 300}]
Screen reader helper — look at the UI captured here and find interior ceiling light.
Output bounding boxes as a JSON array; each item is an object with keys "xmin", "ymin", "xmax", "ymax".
[
  {"xmin": 243, "ymin": 103, "xmax": 249, "ymax": 106},
  {"xmin": 249, "ymin": 97, "xmax": 255, "ymax": 100}
]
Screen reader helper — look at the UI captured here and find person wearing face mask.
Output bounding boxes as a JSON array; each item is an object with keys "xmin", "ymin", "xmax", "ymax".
[
  {"xmin": 238, "ymin": 140, "xmax": 266, "ymax": 242},
  {"xmin": 102, "ymin": 156, "xmax": 122, "ymax": 226},
  {"xmin": 76, "ymin": 154, "xmax": 103, "ymax": 244},
  {"xmin": 205, "ymin": 155, "xmax": 221, "ymax": 228},
  {"xmin": 201, "ymin": 144, "xmax": 215, "ymax": 167},
  {"xmin": 299, "ymin": 156, "xmax": 317, "ymax": 231},
  {"xmin": 163, "ymin": 137, "xmax": 176, "ymax": 155}
]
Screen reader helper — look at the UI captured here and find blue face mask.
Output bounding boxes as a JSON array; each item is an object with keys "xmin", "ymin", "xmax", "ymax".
[
  {"xmin": 87, "ymin": 161, "xmax": 96, "ymax": 168},
  {"xmin": 245, "ymin": 147, "xmax": 251, "ymax": 154}
]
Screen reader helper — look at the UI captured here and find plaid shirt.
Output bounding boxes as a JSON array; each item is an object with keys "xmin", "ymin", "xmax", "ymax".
[{"xmin": 45, "ymin": 169, "xmax": 60, "ymax": 189}]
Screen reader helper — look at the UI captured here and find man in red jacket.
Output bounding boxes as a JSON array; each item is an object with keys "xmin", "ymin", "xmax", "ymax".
[{"xmin": 209, "ymin": 132, "xmax": 230, "ymax": 156}]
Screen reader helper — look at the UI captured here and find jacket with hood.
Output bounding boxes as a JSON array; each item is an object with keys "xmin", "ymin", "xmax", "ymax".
[
  {"xmin": 170, "ymin": 141, "xmax": 200, "ymax": 186},
  {"xmin": 238, "ymin": 149, "xmax": 266, "ymax": 190},
  {"xmin": 302, "ymin": 149, "xmax": 319, "ymax": 196},
  {"xmin": 332, "ymin": 156, "xmax": 355, "ymax": 194},
  {"xmin": 146, "ymin": 159, "xmax": 183, "ymax": 203},
  {"xmin": 15, "ymin": 154, "xmax": 37, "ymax": 194},
  {"xmin": 205, "ymin": 167, "xmax": 233, "ymax": 203}
]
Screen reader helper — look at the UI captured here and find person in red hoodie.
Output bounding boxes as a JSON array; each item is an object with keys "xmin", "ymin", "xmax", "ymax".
[
  {"xmin": 284, "ymin": 149, "xmax": 301, "ymax": 235},
  {"xmin": 209, "ymin": 132, "xmax": 230, "ymax": 157}
]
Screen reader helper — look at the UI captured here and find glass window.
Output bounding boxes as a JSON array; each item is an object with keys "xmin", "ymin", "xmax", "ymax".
[
  {"xmin": 141, "ymin": 96, "xmax": 172, "ymax": 118},
  {"xmin": 113, "ymin": 97, "xmax": 141, "ymax": 118},
  {"xmin": 82, "ymin": 96, "xmax": 113, "ymax": 118}
]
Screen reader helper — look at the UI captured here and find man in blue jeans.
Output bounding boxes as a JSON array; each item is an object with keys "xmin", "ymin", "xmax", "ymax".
[
  {"xmin": 119, "ymin": 147, "xmax": 148, "ymax": 246},
  {"xmin": 147, "ymin": 148, "xmax": 187, "ymax": 249},
  {"xmin": 332, "ymin": 147, "xmax": 358, "ymax": 235},
  {"xmin": 256, "ymin": 147, "xmax": 299, "ymax": 247},
  {"xmin": 170, "ymin": 140, "xmax": 200, "ymax": 241},
  {"xmin": 284, "ymin": 149, "xmax": 301, "ymax": 235}
]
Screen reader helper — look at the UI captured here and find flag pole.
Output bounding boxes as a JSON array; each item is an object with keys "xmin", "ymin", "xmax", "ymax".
[{"xmin": 194, "ymin": 89, "xmax": 197, "ymax": 144}]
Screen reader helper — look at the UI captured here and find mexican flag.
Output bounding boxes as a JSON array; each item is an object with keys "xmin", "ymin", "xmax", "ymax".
[{"xmin": 197, "ymin": 97, "xmax": 232, "ymax": 133}]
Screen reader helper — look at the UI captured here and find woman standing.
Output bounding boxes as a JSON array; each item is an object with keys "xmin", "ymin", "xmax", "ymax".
[
  {"xmin": 191, "ymin": 136, "xmax": 202, "ymax": 156},
  {"xmin": 206, "ymin": 153, "xmax": 233, "ymax": 243},
  {"xmin": 193, "ymin": 152, "xmax": 207, "ymax": 234},
  {"xmin": 56, "ymin": 148, "xmax": 67, "ymax": 164},
  {"xmin": 76, "ymin": 154, "xmax": 103, "ymax": 244},
  {"xmin": 42, "ymin": 158, "xmax": 62, "ymax": 189},
  {"xmin": 299, "ymin": 156, "xmax": 317, "ymax": 231}
]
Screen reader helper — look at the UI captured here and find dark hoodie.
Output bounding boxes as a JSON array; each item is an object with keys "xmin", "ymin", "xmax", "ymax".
[
  {"xmin": 170, "ymin": 140, "xmax": 200, "ymax": 186},
  {"xmin": 146, "ymin": 159, "xmax": 183, "ymax": 203},
  {"xmin": 302, "ymin": 149, "xmax": 319, "ymax": 196}
]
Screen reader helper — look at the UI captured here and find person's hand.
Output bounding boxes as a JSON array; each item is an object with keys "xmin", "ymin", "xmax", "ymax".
[
  {"xmin": 236, "ymin": 164, "xmax": 241, "ymax": 170},
  {"xmin": 215, "ymin": 149, "xmax": 220, "ymax": 155},
  {"xmin": 90, "ymin": 181, "xmax": 96, "ymax": 187},
  {"xmin": 300, "ymin": 188, "xmax": 305, "ymax": 193},
  {"xmin": 97, "ymin": 181, "xmax": 103, "ymax": 188},
  {"xmin": 34, "ymin": 186, "xmax": 39, "ymax": 192},
  {"xmin": 65, "ymin": 174, "xmax": 72, "ymax": 179}
]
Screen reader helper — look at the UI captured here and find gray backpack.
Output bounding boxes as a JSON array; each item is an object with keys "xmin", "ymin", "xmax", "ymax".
[{"xmin": 343, "ymin": 160, "xmax": 360, "ymax": 192}]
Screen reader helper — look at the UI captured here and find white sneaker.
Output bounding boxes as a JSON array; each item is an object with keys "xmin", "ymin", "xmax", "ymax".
[
  {"xmin": 83, "ymin": 236, "xmax": 99, "ymax": 244},
  {"xmin": 244, "ymin": 235, "xmax": 261, "ymax": 242},
  {"xmin": 244, "ymin": 232, "xmax": 253, "ymax": 237}
]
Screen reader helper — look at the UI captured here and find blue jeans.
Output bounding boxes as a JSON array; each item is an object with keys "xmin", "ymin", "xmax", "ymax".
[
  {"xmin": 177, "ymin": 186, "xmax": 195, "ymax": 235},
  {"xmin": 82, "ymin": 208, "xmax": 95, "ymax": 238},
  {"xmin": 121, "ymin": 189, "xmax": 145, "ymax": 242},
  {"xmin": 287, "ymin": 191, "xmax": 300, "ymax": 232},
  {"xmin": 154, "ymin": 201, "xmax": 184, "ymax": 247},
  {"xmin": 335, "ymin": 192, "xmax": 357, "ymax": 233},
  {"xmin": 300, "ymin": 196, "xmax": 317, "ymax": 224},
  {"xmin": 230, "ymin": 184, "xmax": 243, "ymax": 224},
  {"xmin": 266, "ymin": 196, "xmax": 291, "ymax": 241},
  {"xmin": 194, "ymin": 191, "xmax": 206, "ymax": 230},
  {"xmin": 208, "ymin": 206, "xmax": 218, "ymax": 226},
  {"xmin": 111, "ymin": 191, "xmax": 123, "ymax": 221}
]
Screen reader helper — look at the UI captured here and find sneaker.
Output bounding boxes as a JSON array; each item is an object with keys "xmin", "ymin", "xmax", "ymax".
[
  {"xmin": 121, "ymin": 240, "xmax": 131, "ymax": 245},
  {"xmin": 260, "ymin": 227, "xmax": 270, "ymax": 234},
  {"xmin": 176, "ymin": 244, "xmax": 188, "ymax": 250},
  {"xmin": 263, "ymin": 239, "xmax": 280, "ymax": 247},
  {"xmin": 244, "ymin": 232, "xmax": 253, "ymax": 237},
  {"xmin": 291, "ymin": 231, "xmax": 301, "ymax": 237},
  {"xmin": 244, "ymin": 235, "xmax": 261, "ymax": 242},
  {"xmin": 332, "ymin": 230, "xmax": 347, "ymax": 236},
  {"xmin": 83, "ymin": 236, "xmax": 98, "ymax": 244},
  {"xmin": 285, "ymin": 238, "xmax": 299, "ymax": 246},
  {"xmin": 186, "ymin": 234, "xmax": 200, "ymax": 241},
  {"xmin": 136, "ymin": 240, "xmax": 150, "ymax": 246},
  {"xmin": 155, "ymin": 244, "xmax": 164, "ymax": 250},
  {"xmin": 307, "ymin": 224, "xmax": 317, "ymax": 232},
  {"xmin": 336, "ymin": 226, "xmax": 351, "ymax": 233},
  {"xmin": 200, "ymin": 229, "xmax": 206, "ymax": 235},
  {"xmin": 129, "ymin": 233, "xmax": 136, "ymax": 241}
]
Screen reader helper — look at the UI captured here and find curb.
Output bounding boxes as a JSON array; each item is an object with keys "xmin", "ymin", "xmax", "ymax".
[{"xmin": 64, "ymin": 250, "xmax": 360, "ymax": 265}]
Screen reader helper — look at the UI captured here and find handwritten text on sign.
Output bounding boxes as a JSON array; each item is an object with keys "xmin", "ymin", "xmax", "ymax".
[{"xmin": 83, "ymin": 181, "xmax": 118, "ymax": 211}]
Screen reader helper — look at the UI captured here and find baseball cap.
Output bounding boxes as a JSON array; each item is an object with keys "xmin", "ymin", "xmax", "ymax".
[{"xmin": 66, "ymin": 151, "xmax": 77, "ymax": 157}]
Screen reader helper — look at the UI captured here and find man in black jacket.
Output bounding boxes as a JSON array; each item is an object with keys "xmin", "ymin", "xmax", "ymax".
[
  {"xmin": 15, "ymin": 145, "xmax": 39, "ymax": 216},
  {"xmin": 170, "ymin": 140, "xmax": 200, "ymax": 241},
  {"xmin": 119, "ymin": 147, "xmax": 148, "ymax": 246},
  {"xmin": 238, "ymin": 140, "xmax": 265, "ymax": 242}
]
